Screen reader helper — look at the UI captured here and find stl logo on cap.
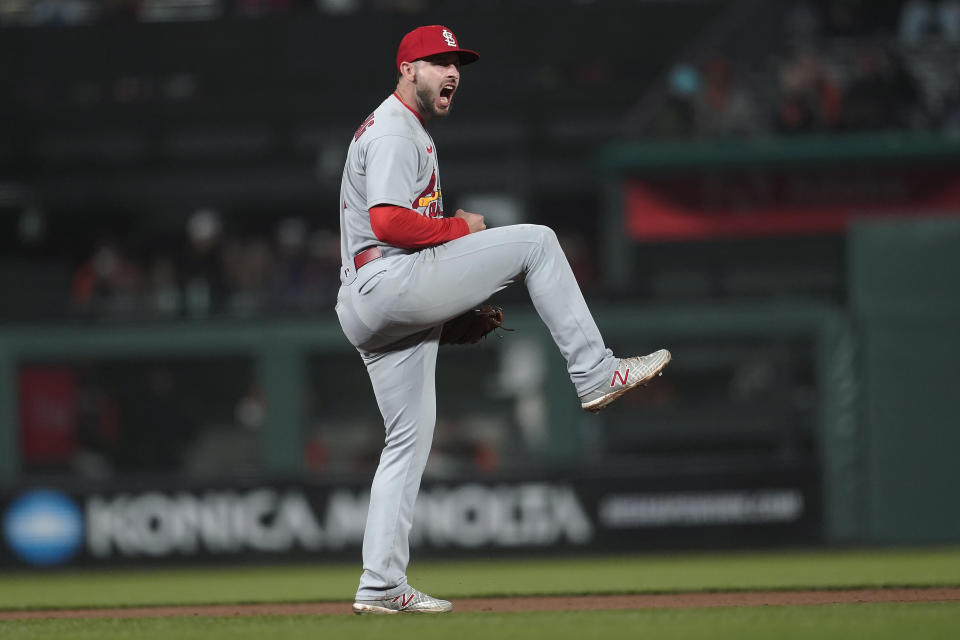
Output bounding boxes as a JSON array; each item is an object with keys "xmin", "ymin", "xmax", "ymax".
[{"xmin": 396, "ymin": 25, "xmax": 480, "ymax": 71}]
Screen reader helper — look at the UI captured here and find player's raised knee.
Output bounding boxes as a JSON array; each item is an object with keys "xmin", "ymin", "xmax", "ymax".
[
  {"xmin": 534, "ymin": 224, "xmax": 559, "ymax": 247},
  {"xmin": 515, "ymin": 223, "xmax": 557, "ymax": 244}
]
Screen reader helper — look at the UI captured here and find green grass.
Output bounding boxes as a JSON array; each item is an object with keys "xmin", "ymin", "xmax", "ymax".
[
  {"xmin": 1, "ymin": 603, "xmax": 959, "ymax": 640},
  {"xmin": 0, "ymin": 547, "xmax": 958, "ymax": 611}
]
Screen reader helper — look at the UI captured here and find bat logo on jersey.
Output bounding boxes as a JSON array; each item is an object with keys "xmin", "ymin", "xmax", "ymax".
[
  {"xmin": 442, "ymin": 29, "xmax": 457, "ymax": 47},
  {"xmin": 354, "ymin": 113, "xmax": 375, "ymax": 141},
  {"xmin": 414, "ymin": 169, "xmax": 443, "ymax": 217},
  {"xmin": 418, "ymin": 189, "xmax": 442, "ymax": 209}
]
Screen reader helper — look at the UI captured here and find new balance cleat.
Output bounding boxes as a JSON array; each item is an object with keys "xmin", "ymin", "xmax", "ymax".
[
  {"xmin": 353, "ymin": 586, "xmax": 453, "ymax": 614},
  {"xmin": 579, "ymin": 349, "xmax": 671, "ymax": 413}
]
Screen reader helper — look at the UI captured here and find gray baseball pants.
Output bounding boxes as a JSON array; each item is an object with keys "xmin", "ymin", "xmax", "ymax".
[{"xmin": 335, "ymin": 224, "xmax": 618, "ymax": 599}]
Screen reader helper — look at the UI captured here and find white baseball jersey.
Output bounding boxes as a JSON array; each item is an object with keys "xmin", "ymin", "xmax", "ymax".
[
  {"xmin": 339, "ymin": 93, "xmax": 444, "ymax": 285},
  {"xmin": 335, "ymin": 93, "xmax": 619, "ymax": 604}
]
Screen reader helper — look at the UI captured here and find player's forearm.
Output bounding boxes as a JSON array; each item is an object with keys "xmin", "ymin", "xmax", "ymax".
[{"xmin": 369, "ymin": 205, "xmax": 469, "ymax": 249}]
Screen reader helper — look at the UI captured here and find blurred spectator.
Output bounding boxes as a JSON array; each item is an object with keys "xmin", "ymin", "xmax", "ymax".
[
  {"xmin": 271, "ymin": 217, "xmax": 311, "ymax": 311},
  {"xmin": 371, "ymin": 0, "xmax": 426, "ymax": 13},
  {"xmin": 940, "ymin": 57, "xmax": 960, "ymax": 131},
  {"xmin": 137, "ymin": 0, "xmax": 222, "ymax": 22},
  {"xmin": 270, "ymin": 218, "xmax": 341, "ymax": 312},
  {"xmin": 842, "ymin": 44, "xmax": 921, "ymax": 131},
  {"xmin": 899, "ymin": 0, "xmax": 960, "ymax": 44},
  {"xmin": 100, "ymin": 0, "xmax": 139, "ymax": 21},
  {"xmin": 17, "ymin": 205, "xmax": 46, "ymax": 247},
  {"xmin": 694, "ymin": 55, "xmax": 763, "ymax": 138},
  {"xmin": 0, "ymin": 0, "xmax": 99, "ymax": 25},
  {"xmin": 822, "ymin": 0, "xmax": 872, "ymax": 35},
  {"xmin": 117, "ymin": 366, "xmax": 196, "ymax": 471},
  {"xmin": 557, "ymin": 232, "xmax": 597, "ymax": 291},
  {"xmin": 0, "ymin": 0, "xmax": 27, "ymax": 24},
  {"xmin": 71, "ymin": 240, "xmax": 141, "ymax": 315},
  {"xmin": 234, "ymin": 382, "xmax": 266, "ymax": 431},
  {"xmin": 939, "ymin": 0, "xmax": 960, "ymax": 42},
  {"xmin": 27, "ymin": 0, "xmax": 96, "ymax": 24},
  {"xmin": 73, "ymin": 366, "xmax": 121, "ymax": 477},
  {"xmin": 900, "ymin": 0, "xmax": 936, "ymax": 45},
  {"xmin": 784, "ymin": 1, "xmax": 821, "ymax": 45},
  {"xmin": 428, "ymin": 414, "xmax": 502, "ymax": 477},
  {"xmin": 144, "ymin": 254, "xmax": 182, "ymax": 317},
  {"xmin": 315, "ymin": 0, "xmax": 361, "ymax": 14},
  {"xmin": 775, "ymin": 48, "xmax": 843, "ymax": 134},
  {"xmin": 235, "ymin": 0, "xmax": 291, "ymax": 18},
  {"xmin": 305, "ymin": 228, "xmax": 345, "ymax": 305},
  {"xmin": 179, "ymin": 208, "xmax": 228, "ymax": 317},
  {"xmin": 659, "ymin": 64, "xmax": 699, "ymax": 138},
  {"xmin": 221, "ymin": 236, "xmax": 274, "ymax": 316}
]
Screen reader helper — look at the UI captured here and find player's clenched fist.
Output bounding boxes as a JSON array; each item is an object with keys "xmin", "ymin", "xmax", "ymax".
[{"xmin": 455, "ymin": 209, "xmax": 485, "ymax": 233}]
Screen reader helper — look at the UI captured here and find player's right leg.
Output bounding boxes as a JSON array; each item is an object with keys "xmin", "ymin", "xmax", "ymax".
[
  {"xmin": 351, "ymin": 224, "xmax": 668, "ymax": 402},
  {"xmin": 337, "ymin": 223, "xmax": 669, "ymax": 410},
  {"xmin": 351, "ymin": 327, "xmax": 452, "ymax": 613},
  {"xmin": 342, "ymin": 224, "xmax": 614, "ymax": 394}
]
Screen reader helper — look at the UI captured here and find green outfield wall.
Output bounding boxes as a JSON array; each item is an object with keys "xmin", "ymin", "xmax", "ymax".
[
  {"xmin": 3, "ymin": 133, "xmax": 959, "ymax": 548},
  {"xmin": 2, "ymin": 231, "xmax": 958, "ymax": 544},
  {"xmin": 850, "ymin": 217, "xmax": 960, "ymax": 544},
  {"xmin": 595, "ymin": 133, "xmax": 960, "ymax": 544},
  {"xmin": 0, "ymin": 302, "xmax": 857, "ymax": 543}
]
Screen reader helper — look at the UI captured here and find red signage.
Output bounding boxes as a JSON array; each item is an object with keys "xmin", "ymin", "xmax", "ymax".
[
  {"xmin": 19, "ymin": 367, "xmax": 77, "ymax": 464},
  {"xmin": 625, "ymin": 170, "xmax": 960, "ymax": 241}
]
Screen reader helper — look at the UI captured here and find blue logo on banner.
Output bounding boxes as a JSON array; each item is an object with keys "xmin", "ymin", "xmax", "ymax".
[{"xmin": 3, "ymin": 489, "xmax": 84, "ymax": 566}]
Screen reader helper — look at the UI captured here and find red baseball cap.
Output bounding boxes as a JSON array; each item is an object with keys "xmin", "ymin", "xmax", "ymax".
[{"xmin": 396, "ymin": 25, "xmax": 480, "ymax": 71}]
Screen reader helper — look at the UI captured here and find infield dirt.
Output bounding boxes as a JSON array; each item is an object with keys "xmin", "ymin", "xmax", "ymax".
[{"xmin": 2, "ymin": 588, "xmax": 958, "ymax": 619}]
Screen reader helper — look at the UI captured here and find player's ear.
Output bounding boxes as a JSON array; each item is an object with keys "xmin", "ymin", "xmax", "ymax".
[{"xmin": 398, "ymin": 60, "xmax": 418, "ymax": 83}]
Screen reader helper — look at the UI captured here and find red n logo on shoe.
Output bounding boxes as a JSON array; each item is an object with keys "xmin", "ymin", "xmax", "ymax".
[
  {"xmin": 612, "ymin": 369, "xmax": 629, "ymax": 386},
  {"xmin": 392, "ymin": 593, "xmax": 415, "ymax": 608}
]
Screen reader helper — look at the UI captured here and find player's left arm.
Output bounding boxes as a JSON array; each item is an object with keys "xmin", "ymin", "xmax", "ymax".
[
  {"xmin": 369, "ymin": 204, "xmax": 469, "ymax": 249},
  {"xmin": 364, "ymin": 134, "xmax": 482, "ymax": 248}
]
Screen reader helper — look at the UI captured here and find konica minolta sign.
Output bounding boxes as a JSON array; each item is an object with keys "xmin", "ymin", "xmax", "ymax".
[
  {"xmin": 0, "ymin": 471, "xmax": 819, "ymax": 567},
  {"xmin": 3, "ymin": 489, "xmax": 85, "ymax": 566}
]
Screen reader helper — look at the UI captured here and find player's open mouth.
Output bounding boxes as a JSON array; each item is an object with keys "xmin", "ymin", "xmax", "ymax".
[{"xmin": 439, "ymin": 85, "xmax": 455, "ymax": 107}]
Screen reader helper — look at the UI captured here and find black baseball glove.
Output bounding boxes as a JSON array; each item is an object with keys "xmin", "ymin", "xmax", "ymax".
[{"xmin": 439, "ymin": 304, "xmax": 512, "ymax": 345}]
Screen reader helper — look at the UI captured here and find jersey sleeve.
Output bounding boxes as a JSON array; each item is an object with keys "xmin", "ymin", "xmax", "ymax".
[
  {"xmin": 364, "ymin": 135, "xmax": 422, "ymax": 209},
  {"xmin": 370, "ymin": 205, "xmax": 469, "ymax": 249}
]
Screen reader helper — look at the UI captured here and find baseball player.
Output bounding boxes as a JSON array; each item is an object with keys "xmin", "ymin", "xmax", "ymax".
[{"xmin": 336, "ymin": 25, "xmax": 671, "ymax": 615}]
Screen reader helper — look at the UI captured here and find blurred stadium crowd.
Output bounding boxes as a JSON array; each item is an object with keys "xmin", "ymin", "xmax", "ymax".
[
  {"xmin": 2, "ymin": 0, "xmax": 956, "ymax": 479},
  {"xmin": 70, "ymin": 209, "xmax": 342, "ymax": 319},
  {"xmin": 0, "ymin": 0, "xmax": 480, "ymax": 25},
  {"xmin": 3, "ymin": 1, "xmax": 959, "ymax": 323},
  {"xmin": 652, "ymin": 0, "xmax": 960, "ymax": 139}
]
